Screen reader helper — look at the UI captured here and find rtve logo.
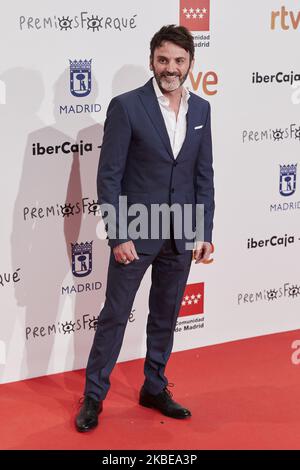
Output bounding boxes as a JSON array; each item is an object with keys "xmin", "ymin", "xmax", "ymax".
[
  {"xmin": 188, "ymin": 70, "xmax": 218, "ymax": 95},
  {"xmin": 271, "ymin": 6, "xmax": 300, "ymax": 30}
]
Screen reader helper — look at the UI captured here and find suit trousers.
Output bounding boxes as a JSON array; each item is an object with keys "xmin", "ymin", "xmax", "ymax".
[{"xmin": 84, "ymin": 230, "xmax": 193, "ymax": 401}]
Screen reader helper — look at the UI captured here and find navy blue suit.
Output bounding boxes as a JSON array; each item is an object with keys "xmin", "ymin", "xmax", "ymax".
[{"xmin": 84, "ymin": 79, "xmax": 214, "ymax": 400}]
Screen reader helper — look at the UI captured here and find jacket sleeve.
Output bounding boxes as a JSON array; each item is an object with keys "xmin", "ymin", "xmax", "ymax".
[
  {"xmin": 195, "ymin": 102, "xmax": 215, "ymax": 243},
  {"xmin": 97, "ymin": 97, "xmax": 132, "ymax": 248}
]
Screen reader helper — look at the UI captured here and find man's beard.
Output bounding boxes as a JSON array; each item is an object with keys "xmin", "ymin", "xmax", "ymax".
[{"xmin": 154, "ymin": 70, "xmax": 189, "ymax": 93}]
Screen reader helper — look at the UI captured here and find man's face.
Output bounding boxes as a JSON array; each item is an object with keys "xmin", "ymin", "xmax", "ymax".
[{"xmin": 150, "ymin": 40, "xmax": 194, "ymax": 93}]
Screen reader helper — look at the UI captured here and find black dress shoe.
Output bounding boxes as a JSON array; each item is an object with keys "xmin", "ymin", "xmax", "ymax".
[
  {"xmin": 75, "ymin": 396, "xmax": 103, "ymax": 432},
  {"xmin": 139, "ymin": 385, "xmax": 191, "ymax": 419}
]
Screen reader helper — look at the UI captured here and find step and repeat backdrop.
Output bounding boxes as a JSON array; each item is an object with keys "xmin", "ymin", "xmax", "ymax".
[{"xmin": 0, "ymin": 0, "xmax": 299, "ymax": 383}]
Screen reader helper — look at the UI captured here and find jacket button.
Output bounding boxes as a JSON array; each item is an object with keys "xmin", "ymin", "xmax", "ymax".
[
  {"xmin": 171, "ymin": 188, "xmax": 175, "ymax": 193},
  {"xmin": 173, "ymin": 161, "xmax": 177, "ymax": 167}
]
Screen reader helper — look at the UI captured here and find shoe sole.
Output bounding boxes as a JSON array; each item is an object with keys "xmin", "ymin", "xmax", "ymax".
[
  {"xmin": 75, "ymin": 420, "xmax": 98, "ymax": 433},
  {"xmin": 139, "ymin": 399, "xmax": 191, "ymax": 419}
]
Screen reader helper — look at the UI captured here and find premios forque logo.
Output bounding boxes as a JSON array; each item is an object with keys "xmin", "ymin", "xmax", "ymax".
[
  {"xmin": 180, "ymin": 0, "xmax": 211, "ymax": 48},
  {"xmin": 241, "ymin": 123, "xmax": 300, "ymax": 144},
  {"xmin": 25, "ymin": 313, "xmax": 100, "ymax": 341},
  {"xmin": 71, "ymin": 241, "xmax": 93, "ymax": 277},
  {"xmin": 19, "ymin": 12, "xmax": 138, "ymax": 32},
  {"xmin": 69, "ymin": 59, "xmax": 92, "ymax": 97},
  {"xmin": 237, "ymin": 282, "xmax": 300, "ymax": 306},
  {"xmin": 23, "ymin": 197, "xmax": 101, "ymax": 222},
  {"xmin": 279, "ymin": 164, "xmax": 297, "ymax": 197}
]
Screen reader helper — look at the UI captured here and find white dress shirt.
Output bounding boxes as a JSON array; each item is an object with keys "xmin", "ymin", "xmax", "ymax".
[{"xmin": 152, "ymin": 77, "xmax": 190, "ymax": 159}]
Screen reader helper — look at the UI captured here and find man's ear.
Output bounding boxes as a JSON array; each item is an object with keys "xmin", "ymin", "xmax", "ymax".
[
  {"xmin": 149, "ymin": 56, "xmax": 153, "ymax": 71},
  {"xmin": 190, "ymin": 58, "xmax": 195, "ymax": 72}
]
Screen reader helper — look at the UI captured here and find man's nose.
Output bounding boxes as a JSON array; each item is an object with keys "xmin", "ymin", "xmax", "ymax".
[{"xmin": 166, "ymin": 62, "xmax": 177, "ymax": 74}]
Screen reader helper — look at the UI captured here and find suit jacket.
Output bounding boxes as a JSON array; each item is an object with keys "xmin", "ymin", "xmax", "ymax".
[{"xmin": 97, "ymin": 78, "xmax": 215, "ymax": 254}]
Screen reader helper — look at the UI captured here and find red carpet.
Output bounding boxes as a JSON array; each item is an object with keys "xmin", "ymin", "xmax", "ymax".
[{"xmin": 1, "ymin": 329, "xmax": 300, "ymax": 450}]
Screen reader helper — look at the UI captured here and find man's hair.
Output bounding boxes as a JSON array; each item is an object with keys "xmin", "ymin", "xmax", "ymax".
[{"xmin": 150, "ymin": 25, "xmax": 195, "ymax": 62}]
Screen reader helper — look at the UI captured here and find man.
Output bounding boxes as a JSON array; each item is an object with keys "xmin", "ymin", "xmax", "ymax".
[{"xmin": 75, "ymin": 24, "xmax": 214, "ymax": 432}]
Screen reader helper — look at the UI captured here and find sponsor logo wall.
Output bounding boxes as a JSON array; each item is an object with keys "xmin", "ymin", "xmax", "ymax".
[{"xmin": 0, "ymin": 0, "xmax": 299, "ymax": 383}]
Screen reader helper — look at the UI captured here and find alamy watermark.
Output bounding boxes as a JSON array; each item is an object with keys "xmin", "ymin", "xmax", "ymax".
[{"xmin": 95, "ymin": 196, "xmax": 205, "ymax": 250}]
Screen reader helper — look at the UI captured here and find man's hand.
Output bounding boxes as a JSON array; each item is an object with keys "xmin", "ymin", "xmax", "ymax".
[
  {"xmin": 113, "ymin": 240, "xmax": 139, "ymax": 264},
  {"xmin": 193, "ymin": 241, "xmax": 214, "ymax": 264}
]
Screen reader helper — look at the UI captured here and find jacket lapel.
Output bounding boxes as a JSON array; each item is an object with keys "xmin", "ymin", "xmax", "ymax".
[
  {"xmin": 138, "ymin": 79, "xmax": 203, "ymax": 163},
  {"xmin": 138, "ymin": 79, "xmax": 174, "ymax": 160}
]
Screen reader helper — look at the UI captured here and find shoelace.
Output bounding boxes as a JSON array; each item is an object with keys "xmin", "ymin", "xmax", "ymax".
[
  {"xmin": 78, "ymin": 395, "xmax": 100, "ymax": 411},
  {"xmin": 163, "ymin": 382, "xmax": 175, "ymax": 399}
]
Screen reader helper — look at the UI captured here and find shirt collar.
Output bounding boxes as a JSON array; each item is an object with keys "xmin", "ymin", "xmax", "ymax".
[{"xmin": 152, "ymin": 77, "xmax": 190, "ymax": 105}]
